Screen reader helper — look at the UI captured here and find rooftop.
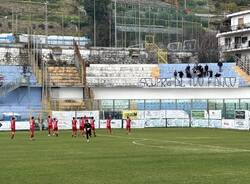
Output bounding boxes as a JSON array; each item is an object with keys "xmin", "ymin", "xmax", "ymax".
[{"xmin": 227, "ymin": 10, "xmax": 250, "ymax": 18}]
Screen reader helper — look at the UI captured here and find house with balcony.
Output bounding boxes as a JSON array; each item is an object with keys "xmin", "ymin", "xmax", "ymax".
[{"xmin": 217, "ymin": 10, "xmax": 250, "ymax": 75}]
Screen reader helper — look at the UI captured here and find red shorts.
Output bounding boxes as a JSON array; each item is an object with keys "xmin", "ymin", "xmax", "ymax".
[
  {"xmin": 11, "ymin": 128, "xmax": 15, "ymax": 132},
  {"xmin": 106, "ymin": 126, "xmax": 111, "ymax": 129},
  {"xmin": 80, "ymin": 126, "xmax": 84, "ymax": 130},
  {"xmin": 72, "ymin": 127, "xmax": 77, "ymax": 131},
  {"xmin": 48, "ymin": 125, "xmax": 53, "ymax": 129},
  {"xmin": 30, "ymin": 128, "xmax": 35, "ymax": 133},
  {"xmin": 126, "ymin": 126, "xmax": 131, "ymax": 129},
  {"xmin": 53, "ymin": 127, "xmax": 58, "ymax": 131}
]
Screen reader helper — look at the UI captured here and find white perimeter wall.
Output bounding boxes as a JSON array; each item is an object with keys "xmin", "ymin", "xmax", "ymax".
[
  {"xmin": 93, "ymin": 87, "xmax": 250, "ymax": 100},
  {"xmin": 51, "ymin": 87, "xmax": 83, "ymax": 99}
]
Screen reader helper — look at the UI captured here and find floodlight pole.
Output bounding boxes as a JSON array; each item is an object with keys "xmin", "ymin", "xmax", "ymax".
[
  {"xmin": 94, "ymin": 0, "xmax": 96, "ymax": 47},
  {"xmin": 115, "ymin": 0, "xmax": 117, "ymax": 48},
  {"xmin": 45, "ymin": 1, "xmax": 48, "ymax": 46}
]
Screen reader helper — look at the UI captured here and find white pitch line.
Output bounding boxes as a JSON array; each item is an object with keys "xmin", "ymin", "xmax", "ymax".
[
  {"xmin": 132, "ymin": 139, "xmax": 250, "ymax": 153},
  {"xmin": 98, "ymin": 133, "xmax": 250, "ymax": 153}
]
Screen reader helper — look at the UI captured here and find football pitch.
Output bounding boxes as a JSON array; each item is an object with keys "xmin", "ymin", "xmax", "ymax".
[{"xmin": 1, "ymin": 128, "xmax": 250, "ymax": 184}]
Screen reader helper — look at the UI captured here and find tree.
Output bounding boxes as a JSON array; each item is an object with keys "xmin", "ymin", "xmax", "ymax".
[
  {"xmin": 83, "ymin": 0, "xmax": 111, "ymax": 47},
  {"xmin": 198, "ymin": 30, "xmax": 219, "ymax": 63}
]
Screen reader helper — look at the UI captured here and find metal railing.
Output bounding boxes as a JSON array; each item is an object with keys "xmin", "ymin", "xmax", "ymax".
[
  {"xmin": 73, "ymin": 40, "xmax": 86, "ymax": 85},
  {"xmin": 0, "ymin": 79, "xmax": 23, "ymax": 97},
  {"xmin": 219, "ymin": 43, "xmax": 250, "ymax": 52},
  {"xmin": 219, "ymin": 23, "xmax": 250, "ymax": 33}
]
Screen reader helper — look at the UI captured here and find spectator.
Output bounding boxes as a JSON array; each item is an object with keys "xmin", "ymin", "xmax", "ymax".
[
  {"xmin": 174, "ymin": 70, "xmax": 178, "ymax": 78},
  {"xmin": 217, "ymin": 61, "xmax": 223, "ymax": 72},
  {"xmin": 209, "ymin": 70, "xmax": 213, "ymax": 78},
  {"xmin": 178, "ymin": 71, "xmax": 184, "ymax": 79},
  {"xmin": 205, "ymin": 64, "xmax": 209, "ymax": 76},
  {"xmin": 215, "ymin": 73, "xmax": 221, "ymax": 78}
]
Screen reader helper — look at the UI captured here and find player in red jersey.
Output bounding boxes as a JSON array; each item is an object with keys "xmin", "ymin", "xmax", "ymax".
[
  {"xmin": 106, "ymin": 115, "xmax": 112, "ymax": 134},
  {"xmin": 79, "ymin": 116, "xmax": 86, "ymax": 137},
  {"xmin": 125, "ymin": 116, "xmax": 132, "ymax": 134},
  {"xmin": 29, "ymin": 116, "xmax": 35, "ymax": 141},
  {"xmin": 72, "ymin": 117, "xmax": 77, "ymax": 138},
  {"xmin": 47, "ymin": 115, "xmax": 53, "ymax": 136},
  {"xmin": 10, "ymin": 117, "xmax": 16, "ymax": 139},
  {"xmin": 53, "ymin": 118, "xmax": 59, "ymax": 137},
  {"xmin": 90, "ymin": 117, "xmax": 96, "ymax": 137}
]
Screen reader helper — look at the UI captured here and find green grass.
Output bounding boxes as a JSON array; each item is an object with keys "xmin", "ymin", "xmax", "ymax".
[{"xmin": 1, "ymin": 128, "xmax": 250, "ymax": 184}]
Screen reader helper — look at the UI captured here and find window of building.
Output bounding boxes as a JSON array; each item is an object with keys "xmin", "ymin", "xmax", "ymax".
[
  {"xmin": 225, "ymin": 37, "xmax": 231, "ymax": 47},
  {"xmin": 242, "ymin": 37, "xmax": 247, "ymax": 44},
  {"xmin": 238, "ymin": 18, "xmax": 244, "ymax": 28}
]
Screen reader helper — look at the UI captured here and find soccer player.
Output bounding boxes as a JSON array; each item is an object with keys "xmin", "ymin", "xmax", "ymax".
[
  {"xmin": 10, "ymin": 117, "xmax": 16, "ymax": 139},
  {"xmin": 84, "ymin": 119, "xmax": 92, "ymax": 143},
  {"xmin": 53, "ymin": 118, "xmax": 59, "ymax": 137},
  {"xmin": 106, "ymin": 115, "xmax": 112, "ymax": 134},
  {"xmin": 90, "ymin": 117, "xmax": 96, "ymax": 137},
  {"xmin": 125, "ymin": 116, "xmax": 132, "ymax": 134},
  {"xmin": 72, "ymin": 117, "xmax": 77, "ymax": 138},
  {"xmin": 47, "ymin": 115, "xmax": 53, "ymax": 136},
  {"xmin": 29, "ymin": 116, "xmax": 35, "ymax": 141},
  {"xmin": 79, "ymin": 116, "xmax": 86, "ymax": 137}
]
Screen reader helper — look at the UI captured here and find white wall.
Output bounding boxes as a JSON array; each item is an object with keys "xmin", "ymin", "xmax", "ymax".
[
  {"xmin": 93, "ymin": 87, "xmax": 250, "ymax": 100},
  {"xmin": 51, "ymin": 87, "xmax": 83, "ymax": 99},
  {"xmin": 231, "ymin": 14, "xmax": 250, "ymax": 30}
]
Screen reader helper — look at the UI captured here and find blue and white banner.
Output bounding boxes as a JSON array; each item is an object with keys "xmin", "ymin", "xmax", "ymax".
[
  {"xmin": 144, "ymin": 119, "xmax": 166, "ymax": 128},
  {"xmin": 145, "ymin": 110, "xmax": 166, "ymax": 119},
  {"xmin": 122, "ymin": 120, "xmax": 145, "ymax": 128},
  {"xmin": 209, "ymin": 120, "xmax": 222, "ymax": 128},
  {"xmin": 191, "ymin": 119, "xmax": 209, "ymax": 128},
  {"xmin": 166, "ymin": 110, "xmax": 189, "ymax": 119},
  {"xmin": 234, "ymin": 120, "xmax": 249, "ymax": 130},
  {"xmin": 167, "ymin": 119, "xmax": 190, "ymax": 127}
]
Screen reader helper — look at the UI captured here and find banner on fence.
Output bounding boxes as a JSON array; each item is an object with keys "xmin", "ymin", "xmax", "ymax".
[
  {"xmin": 191, "ymin": 119, "xmax": 209, "ymax": 128},
  {"xmin": 0, "ymin": 121, "xmax": 30, "ymax": 131},
  {"xmin": 209, "ymin": 120, "xmax": 222, "ymax": 128},
  {"xmin": 127, "ymin": 120, "xmax": 145, "ymax": 128},
  {"xmin": 234, "ymin": 120, "xmax": 249, "ymax": 130},
  {"xmin": 122, "ymin": 110, "xmax": 138, "ymax": 119},
  {"xmin": 167, "ymin": 119, "xmax": 190, "ymax": 127},
  {"xmin": 209, "ymin": 110, "xmax": 222, "ymax": 120},
  {"xmin": 166, "ymin": 110, "xmax": 189, "ymax": 119},
  {"xmin": 100, "ymin": 119, "xmax": 122, "ymax": 129},
  {"xmin": 222, "ymin": 119, "xmax": 234, "ymax": 129},
  {"xmin": 52, "ymin": 111, "xmax": 75, "ymax": 130},
  {"xmin": 191, "ymin": 110, "xmax": 208, "ymax": 119},
  {"xmin": 145, "ymin": 110, "xmax": 166, "ymax": 119},
  {"xmin": 235, "ymin": 110, "xmax": 248, "ymax": 120},
  {"xmin": 76, "ymin": 111, "xmax": 100, "ymax": 128},
  {"xmin": 144, "ymin": 119, "xmax": 166, "ymax": 128}
]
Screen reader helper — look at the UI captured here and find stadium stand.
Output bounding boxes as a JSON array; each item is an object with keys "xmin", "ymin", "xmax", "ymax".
[
  {"xmin": 47, "ymin": 66, "xmax": 82, "ymax": 87},
  {"xmin": 87, "ymin": 64, "xmax": 158, "ymax": 87},
  {"xmin": 0, "ymin": 87, "xmax": 41, "ymax": 120},
  {"xmin": 86, "ymin": 63, "xmax": 248, "ymax": 87},
  {"xmin": 0, "ymin": 48, "xmax": 23, "ymax": 65},
  {"xmin": 0, "ymin": 66, "xmax": 37, "ymax": 85},
  {"xmin": 86, "ymin": 47, "xmax": 151, "ymax": 64}
]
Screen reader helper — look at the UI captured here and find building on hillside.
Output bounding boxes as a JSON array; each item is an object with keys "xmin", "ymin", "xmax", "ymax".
[{"xmin": 217, "ymin": 10, "xmax": 250, "ymax": 74}]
